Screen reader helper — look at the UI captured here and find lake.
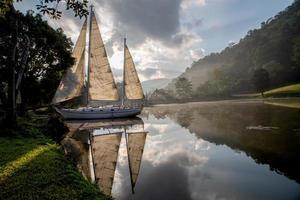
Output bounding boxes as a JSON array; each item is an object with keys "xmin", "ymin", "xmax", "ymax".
[{"xmin": 65, "ymin": 100, "xmax": 300, "ymax": 200}]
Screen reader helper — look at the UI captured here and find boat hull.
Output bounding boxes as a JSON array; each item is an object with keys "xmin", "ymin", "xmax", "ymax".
[{"xmin": 55, "ymin": 107, "xmax": 142, "ymax": 119}]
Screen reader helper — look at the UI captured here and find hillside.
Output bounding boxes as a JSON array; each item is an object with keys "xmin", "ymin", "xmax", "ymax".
[
  {"xmin": 162, "ymin": 0, "xmax": 300, "ymax": 100},
  {"xmin": 141, "ymin": 78, "xmax": 171, "ymax": 94}
]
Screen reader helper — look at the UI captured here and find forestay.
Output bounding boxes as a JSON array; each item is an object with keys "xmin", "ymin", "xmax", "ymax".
[
  {"xmin": 124, "ymin": 45, "xmax": 144, "ymax": 100},
  {"xmin": 52, "ymin": 20, "xmax": 87, "ymax": 104},
  {"xmin": 88, "ymin": 11, "xmax": 119, "ymax": 101}
]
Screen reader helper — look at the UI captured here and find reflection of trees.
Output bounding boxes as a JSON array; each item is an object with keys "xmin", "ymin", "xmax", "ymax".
[
  {"xmin": 61, "ymin": 129, "xmax": 92, "ymax": 181},
  {"xmin": 147, "ymin": 102, "xmax": 300, "ymax": 184},
  {"xmin": 176, "ymin": 111, "xmax": 193, "ymax": 128}
]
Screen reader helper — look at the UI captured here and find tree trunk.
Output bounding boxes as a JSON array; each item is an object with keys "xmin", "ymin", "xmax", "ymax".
[
  {"xmin": 5, "ymin": 6, "xmax": 18, "ymax": 127},
  {"xmin": 19, "ymin": 89, "xmax": 28, "ymax": 116}
]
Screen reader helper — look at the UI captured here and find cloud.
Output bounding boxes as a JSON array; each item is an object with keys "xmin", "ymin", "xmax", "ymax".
[
  {"xmin": 15, "ymin": 0, "xmax": 206, "ymax": 82},
  {"xmin": 98, "ymin": 0, "xmax": 182, "ymax": 46},
  {"xmin": 116, "ymin": 160, "xmax": 193, "ymax": 200},
  {"xmin": 190, "ymin": 48, "xmax": 205, "ymax": 60},
  {"xmin": 184, "ymin": 18, "xmax": 204, "ymax": 29},
  {"xmin": 181, "ymin": 0, "xmax": 206, "ymax": 9}
]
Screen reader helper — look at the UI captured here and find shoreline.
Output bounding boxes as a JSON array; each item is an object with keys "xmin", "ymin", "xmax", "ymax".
[{"xmin": 149, "ymin": 97, "xmax": 300, "ymax": 107}]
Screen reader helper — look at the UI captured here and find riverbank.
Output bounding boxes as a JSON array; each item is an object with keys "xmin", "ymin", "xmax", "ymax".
[
  {"xmin": 0, "ymin": 111, "xmax": 110, "ymax": 200},
  {"xmin": 150, "ymin": 97, "xmax": 300, "ymax": 108}
]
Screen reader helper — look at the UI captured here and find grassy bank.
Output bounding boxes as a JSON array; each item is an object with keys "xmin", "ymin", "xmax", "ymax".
[
  {"xmin": 0, "ymin": 137, "xmax": 110, "ymax": 200},
  {"xmin": 0, "ymin": 112, "xmax": 110, "ymax": 200},
  {"xmin": 264, "ymin": 83, "xmax": 300, "ymax": 97}
]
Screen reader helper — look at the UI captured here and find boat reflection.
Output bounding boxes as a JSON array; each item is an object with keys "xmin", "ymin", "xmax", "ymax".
[{"xmin": 64, "ymin": 117, "xmax": 147, "ymax": 196}]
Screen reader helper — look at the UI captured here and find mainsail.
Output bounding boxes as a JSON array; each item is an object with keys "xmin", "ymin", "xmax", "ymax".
[
  {"xmin": 52, "ymin": 20, "xmax": 87, "ymax": 104},
  {"xmin": 91, "ymin": 133, "xmax": 122, "ymax": 196},
  {"xmin": 124, "ymin": 42, "xmax": 145, "ymax": 100},
  {"xmin": 88, "ymin": 11, "xmax": 119, "ymax": 101},
  {"xmin": 126, "ymin": 132, "xmax": 147, "ymax": 192}
]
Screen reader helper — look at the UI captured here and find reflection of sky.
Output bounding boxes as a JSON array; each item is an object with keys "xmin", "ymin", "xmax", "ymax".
[{"xmin": 111, "ymin": 113, "xmax": 300, "ymax": 200}]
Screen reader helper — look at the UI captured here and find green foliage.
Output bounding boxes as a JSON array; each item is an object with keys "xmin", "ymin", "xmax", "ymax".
[
  {"xmin": 293, "ymin": 36, "xmax": 300, "ymax": 67},
  {"xmin": 149, "ymin": 89, "xmax": 176, "ymax": 103},
  {"xmin": 0, "ymin": 0, "xmax": 13, "ymax": 17},
  {"xmin": 0, "ymin": 10, "xmax": 74, "ymax": 109},
  {"xmin": 0, "ymin": 137, "xmax": 109, "ymax": 200},
  {"xmin": 1, "ymin": 107, "xmax": 68, "ymax": 142},
  {"xmin": 0, "ymin": 0, "xmax": 89, "ymax": 19},
  {"xmin": 252, "ymin": 68, "xmax": 270, "ymax": 95},
  {"xmin": 175, "ymin": 77, "xmax": 193, "ymax": 99},
  {"xmin": 45, "ymin": 113, "xmax": 69, "ymax": 142}
]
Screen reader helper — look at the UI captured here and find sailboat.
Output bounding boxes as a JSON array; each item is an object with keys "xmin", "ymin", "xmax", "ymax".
[{"xmin": 52, "ymin": 6, "xmax": 144, "ymax": 119}]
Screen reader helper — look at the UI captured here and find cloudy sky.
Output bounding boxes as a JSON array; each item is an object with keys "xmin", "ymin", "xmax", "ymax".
[{"xmin": 15, "ymin": 0, "xmax": 293, "ymax": 82}]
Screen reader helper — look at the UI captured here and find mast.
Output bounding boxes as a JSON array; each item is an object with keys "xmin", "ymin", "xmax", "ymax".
[
  {"xmin": 122, "ymin": 38, "xmax": 126, "ymax": 106},
  {"xmin": 86, "ymin": 5, "xmax": 94, "ymax": 106}
]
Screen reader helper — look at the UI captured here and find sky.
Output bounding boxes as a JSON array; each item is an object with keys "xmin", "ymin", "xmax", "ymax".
[{"xmin": 15, "ymin": 0, "xmax": 294, "ymax": 82}]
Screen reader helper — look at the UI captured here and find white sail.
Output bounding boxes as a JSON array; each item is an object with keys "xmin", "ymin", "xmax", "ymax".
[
  {"xmin": 52, "ymin": 20, "xmax": 87, "ymax": 104},
  {"xmin": 88, "ymin": 11, "xmax": 119, "ymax": 101},
  {"xmin": 92, "ymin": 133, "xmax": 122, "ymax": 196},
  {"xmin": 127, "ymin": 132, "xmax": 147, "ymax": 189},
  {"xmin": 124, "ymin": 44, "xmax": 144, "ymax": 100}
]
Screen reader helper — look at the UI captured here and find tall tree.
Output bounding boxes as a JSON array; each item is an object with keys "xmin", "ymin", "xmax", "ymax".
[
  {"xmin": 0, "ymin": 0, "xmax": 88, "ymax": 125},
  {"xmin": 252, "ymin": 68, "xmax": 270, "ymax": 96},
  {"xmin": 175, "ymin": 77, "xmax": 193, "ymax": 99},
  {"xmin": 0, "ymin": 10, "xmax": 74, "ymax": 125}
]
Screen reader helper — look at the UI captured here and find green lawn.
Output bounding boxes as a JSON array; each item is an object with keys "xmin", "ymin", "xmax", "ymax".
[
  {"xmin": 0, "ymin": 137, "xmax": 110, "ymax": 200},
  {"xmin": 264, "ymin": 83, "xmax": 300, "ymax": 97}
]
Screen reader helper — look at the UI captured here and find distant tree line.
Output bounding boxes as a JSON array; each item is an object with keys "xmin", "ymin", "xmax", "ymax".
[{"xmin": 150, "ymin": 0, "xmax": 300, "ymax": 103}]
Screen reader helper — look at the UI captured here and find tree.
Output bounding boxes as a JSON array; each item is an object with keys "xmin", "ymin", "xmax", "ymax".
[
  {"xmin": 149, "ymin": 89, "xmax": 175, "ymax": 103},
  {"xmin": 175, "ymin": 77, "xmax": 193, "ymax": 99},
  {"xmin": 252, "ymin": 68, "xmax": 270, "ymax": 96},
  {"xmin": 0, "ymin": 0, "xmax": 88, "ymax": 125},
  {"xmin": 293, "ymin": 36, "xmax": 300, "ymax": 67},
  {"xmin": 0, "ymin": 0, "xmax": 89, "ymax": 19},
  {"xmin": 0, "ymin": 10, "xmax": 74, "ymax": 125}
]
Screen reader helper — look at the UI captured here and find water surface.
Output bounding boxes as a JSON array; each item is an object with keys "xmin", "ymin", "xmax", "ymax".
[{"xmin": 65, "ymin": 100, "xmax": 300, "ymax": 200}]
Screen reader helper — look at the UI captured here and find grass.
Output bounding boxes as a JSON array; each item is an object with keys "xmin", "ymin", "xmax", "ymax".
[
  {"xmin": 0, "ymin": 137, "xmax": 110, "ymax": 200},
  {"xmin": 264, "ymin": 83, "xmax": 300, "ymax": 97},
  {"xmin": 0, "ymin": 113, "xmax": 111, "ymax": 200}
]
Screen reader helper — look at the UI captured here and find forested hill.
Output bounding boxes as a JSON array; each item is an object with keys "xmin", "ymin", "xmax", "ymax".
[{"xmin": 162, "ymin": 0, "xmax": 300, "ymax": 100}]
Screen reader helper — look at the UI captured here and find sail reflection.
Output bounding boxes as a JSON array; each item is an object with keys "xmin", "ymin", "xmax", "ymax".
[
  {"xmin": 65, "ymin": 117, "xmax": 147, "ymax": 196},
  {"xmin": 91, "ymin": 132, "xmax": 122, "ymax": 196},
  {"xmin": 125, "ymin": 131, "xmax": 147, "ymax": 194}
]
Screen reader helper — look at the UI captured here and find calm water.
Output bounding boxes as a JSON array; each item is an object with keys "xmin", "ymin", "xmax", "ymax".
[{"xmin": 65, "ymin": 100, "xmax": 300, "ymax": 200}]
